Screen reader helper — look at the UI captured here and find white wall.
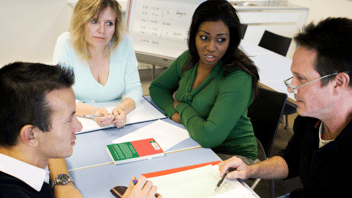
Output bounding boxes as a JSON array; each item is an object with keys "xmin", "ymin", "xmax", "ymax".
[
  {"xmin": 1, "ymin": 0, "xmax": 352, "ymax": 67},
  {"xmin": 289, "ymin": 0, "xmax": 352, "ymax": 25},
  {"xmin": 0, "ymin": 0, "xmax": 69, "ymax": 66}
]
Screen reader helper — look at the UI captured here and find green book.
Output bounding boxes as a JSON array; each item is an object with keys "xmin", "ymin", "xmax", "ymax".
[{"xmin": 106, "ymin": 138, "xmax": 165, "ymax": 165}]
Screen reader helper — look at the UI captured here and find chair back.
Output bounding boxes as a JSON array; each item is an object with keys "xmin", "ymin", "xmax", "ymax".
[
  {"xmin": 247, "ymin": 87, "xmax": 287, "ymax": 158},
  {"xmin": 258, "ymin": 30, "xmax": 292, "ymax": 56},
  {"xmin": 241, "ymin": 24, "xmax": 248, "ymax": 39}
]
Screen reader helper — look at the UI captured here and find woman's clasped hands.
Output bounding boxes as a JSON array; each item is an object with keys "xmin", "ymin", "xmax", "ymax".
[
  {"xmin": 92, "ymin": 106, "xmax": 127, "ymax": 128},
  {"xmin": 171, "ymin": 100, "xmax": 181, "ymax": 124}
]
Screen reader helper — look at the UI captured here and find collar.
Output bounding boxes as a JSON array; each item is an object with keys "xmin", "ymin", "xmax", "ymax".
[
  {"xmin": 0, "ymin": 153, "xmax": 49, "ymax": 192},
  {"xmin": 305, "ymin": 117, "xmax": 352, "ymax": 153},
  {"xmin": 318, "ymin": 123, "xmax": 334, "ymax": 148}
]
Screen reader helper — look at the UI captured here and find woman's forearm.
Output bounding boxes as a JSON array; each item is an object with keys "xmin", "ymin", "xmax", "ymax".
[
  {"xmin": 118, "ymin": 98, "xmax": 135, "ymax": 114},
  {"xmin": 75, "ymin": 102, "xmax": 95, "ymax": 117}
]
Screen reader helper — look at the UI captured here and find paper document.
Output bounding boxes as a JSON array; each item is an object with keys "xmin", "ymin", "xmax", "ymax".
[
  {"xmin": 112, "ymin": 119, "xmax": 191, "ymax": 151},
  {"xmin": 77, "ymin": 97, "xmax": 166, "ymax": 133},
  {"xmin": 148, "ymin": 165, "xmax": 257, "ymax": 198}
]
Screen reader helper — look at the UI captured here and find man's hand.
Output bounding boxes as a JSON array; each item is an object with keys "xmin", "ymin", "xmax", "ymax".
[
  {"xmin": 218, "ymin": 156, "xmax": 252, "ymax": 180},
  {"xmin": 122, "ymin": 176, "xmax": 162, "ymax": 198}
]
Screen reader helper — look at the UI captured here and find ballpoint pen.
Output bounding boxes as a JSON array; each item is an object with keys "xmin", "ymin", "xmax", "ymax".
[
  {"xmin": 214, "ymin": 167, "xmax": 235, "ymax": 192},
  {"xmin": 83, "ymin": 115, "xmax": 105, "ymax": 118}
]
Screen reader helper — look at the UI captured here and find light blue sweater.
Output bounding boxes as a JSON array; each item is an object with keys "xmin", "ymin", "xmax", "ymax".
[{"xmin": 53, "ymin": 32, "xmax": 142, "ymax": 104}]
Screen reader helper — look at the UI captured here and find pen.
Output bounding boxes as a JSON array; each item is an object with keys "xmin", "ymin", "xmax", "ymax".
[
  {"xmin": 83, "ymin": 115, "xmax": 105, "ymax": 118},
  {"xmin": 133, "ymin": 179, "xmax": 159, "ymax": 198},
  {"xmin": 214, "ymin": 168, "xmax": 234, "ymax": 192},
  {"xmin": 133, "ymin": 179, "xmax": 138, "ymax": 185}
]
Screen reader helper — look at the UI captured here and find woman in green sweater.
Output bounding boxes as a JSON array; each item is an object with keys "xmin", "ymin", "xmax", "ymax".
[{"xmin": 149, "ymin": 0, "xmax": 260, "ymax": 164}]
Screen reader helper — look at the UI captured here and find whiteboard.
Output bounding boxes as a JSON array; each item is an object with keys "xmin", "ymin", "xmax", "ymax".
[{"xmin": 126, "ymin": 0, "xmax": 206, "ymax": 59}]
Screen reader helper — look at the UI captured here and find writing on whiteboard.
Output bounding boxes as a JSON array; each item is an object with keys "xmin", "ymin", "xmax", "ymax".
[{"xmin": 130, "ymin": 0, "xmax": 197, "ymax": 55}]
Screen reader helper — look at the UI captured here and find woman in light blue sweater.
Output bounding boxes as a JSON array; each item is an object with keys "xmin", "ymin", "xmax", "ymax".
[{"xmin": 53, "ymin": 0, "xmax": 142, "ymax": 128}]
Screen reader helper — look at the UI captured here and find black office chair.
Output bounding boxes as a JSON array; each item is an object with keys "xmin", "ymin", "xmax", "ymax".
[
  {"xmin": 258, "ymin": 30, "xmax": 292, "ymax": 57},
  {"xmin": 241, "ymin": 24, "xmax": 248, "ymax": 39},
  {"xmin": 259, "ymin": 30, "xmax": 296, "ymax": 129},
  {"xmin": 247, "ymin": 87, "xmax": 287, "ymax": 198}
]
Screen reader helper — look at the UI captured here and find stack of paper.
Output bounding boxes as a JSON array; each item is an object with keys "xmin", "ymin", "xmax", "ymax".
[
  {"xmin": 147, "ymin": 165, "xmax": 258, "ymax": 198},
  {"xmin": 113, "ymin": 119, "xmax": 193, "ymax": 151},
  {"xmin": 77, "ymin": 97, "xmax": 166, "ymax": 133}
]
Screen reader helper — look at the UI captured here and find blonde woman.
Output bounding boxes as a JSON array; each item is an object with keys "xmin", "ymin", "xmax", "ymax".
[{"xmin": 53, "ymin": 0, "xmax": 142, "ymax": 128}]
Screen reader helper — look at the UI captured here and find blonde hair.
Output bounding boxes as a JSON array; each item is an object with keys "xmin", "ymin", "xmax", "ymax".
[{"xmin": 70, "ymin": 0, "xmax": 124, "ymax": 60}]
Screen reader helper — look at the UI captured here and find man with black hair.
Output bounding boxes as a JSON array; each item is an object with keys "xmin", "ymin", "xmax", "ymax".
[
  {"xmin": 0, "ymin": 62, "xmax": 83, "ymax": 197},
  {"xmin": 218, "ymin": 17, "xmax": 352, "ymax": 197},
  {"xmin": 0, "ymin": 62, "xmax": 160, "ymax": 198}
]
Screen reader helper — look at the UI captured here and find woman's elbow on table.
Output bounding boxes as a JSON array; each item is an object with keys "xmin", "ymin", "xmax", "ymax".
[{"xmin": 190, "ymin": 133, "xmax": 223, "ymax": 148}]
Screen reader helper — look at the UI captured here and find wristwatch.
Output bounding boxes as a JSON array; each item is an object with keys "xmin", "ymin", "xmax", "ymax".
[{"xmin": 51, "ymin": 174, "xmax": 74, "ymax": 188}]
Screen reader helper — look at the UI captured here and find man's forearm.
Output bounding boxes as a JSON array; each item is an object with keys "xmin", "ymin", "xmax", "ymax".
[
  {"xmin": 250, "ymin": 156, "xmax": 289, "ymax": 180},
  {"xmin": 48, "ymin": 158, "xmax": 83, "ymax": 198}
]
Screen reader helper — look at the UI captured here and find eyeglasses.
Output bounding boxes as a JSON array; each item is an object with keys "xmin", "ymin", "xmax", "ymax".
[{"xmin": 283, "ymin": 72, "xmax": 339, "ymax": 94}]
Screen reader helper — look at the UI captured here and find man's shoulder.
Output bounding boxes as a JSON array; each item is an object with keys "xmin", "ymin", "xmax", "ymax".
[{"xmin": 0, "ymin": 171, "xmax": 53, "ymax": 198}]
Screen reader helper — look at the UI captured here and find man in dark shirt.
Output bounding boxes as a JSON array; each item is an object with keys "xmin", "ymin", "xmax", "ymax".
[
  {"xmin": 0, "ymin": 62, "xmax": 83, "ymax": 198},
  {"xmin": 0, "ymin": 62, "xmax": 160, "ymax": 198},
  {"xmin": 218, "ymin": 17, "xmax": 352, "ymax": 198}
]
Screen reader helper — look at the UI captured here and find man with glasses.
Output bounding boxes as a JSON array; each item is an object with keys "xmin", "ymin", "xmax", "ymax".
[{"xmin": 218, "ymin": 17, "xmax": 352, "ymax": 197}]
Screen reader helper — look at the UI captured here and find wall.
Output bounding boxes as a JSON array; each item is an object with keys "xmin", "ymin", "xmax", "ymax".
[
  {"xmin": 1, "ymin": 0, "xmax": 352, "ymax": 67},
  {"xmin": 0, "ymin": 0, "xmax": 69, "ymax": 66},
  {"xmin": 289, "ymin": 0, "xmax": 352, "ymax": 25}
]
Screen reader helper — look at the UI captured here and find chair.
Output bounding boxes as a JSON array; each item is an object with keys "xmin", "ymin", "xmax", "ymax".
[
  {"xmin": 258, "ymin": 30, "xmax": 292, "ymax": 57},
  {"xmin": 241, "ymin": 24, "xmax": 248, "ymax": 39},
  {"xmin": 259, "ymin": 30, "xmax": 296, "ymax": 128},
  {"xmin": 247, "ymin": 87, "xmax": 287, "ymax": 198},
  {"xmin": 282, "ymin": 102, "xmax": 297, "ymax": 129}
]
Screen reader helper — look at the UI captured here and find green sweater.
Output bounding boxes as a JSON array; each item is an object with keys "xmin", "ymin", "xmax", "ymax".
[{"xmin": 149, "ymin": 51, "xmax": 257, "ymax": 160}]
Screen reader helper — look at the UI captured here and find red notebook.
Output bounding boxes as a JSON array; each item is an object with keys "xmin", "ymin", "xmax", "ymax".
[{"xmin": 106, "ymin": 138, "xmax": 164, "ymax": 165}]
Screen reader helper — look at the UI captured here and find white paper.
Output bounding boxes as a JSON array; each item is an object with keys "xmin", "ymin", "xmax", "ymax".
[
  {"xmin": 148, "ymin": 165, "xmax": 257, "ymax": 198},
  {"xmin": 112, "ymin": 119, "xmax": 190, "ymax": 151},
  {"xmin": 76, "ymin": 97, "xmax": 166, "ymax": 133}
]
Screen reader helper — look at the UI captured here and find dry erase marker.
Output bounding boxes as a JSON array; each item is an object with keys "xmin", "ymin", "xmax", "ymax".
[{"xmin": 83, "ymin": 115, "xmax": 105, "ymax": 118}]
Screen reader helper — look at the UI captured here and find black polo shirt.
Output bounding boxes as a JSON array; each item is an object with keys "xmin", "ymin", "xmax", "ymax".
[{"xmin": 276, "ymin": 115, "xmax": 352, "ymax": 197}]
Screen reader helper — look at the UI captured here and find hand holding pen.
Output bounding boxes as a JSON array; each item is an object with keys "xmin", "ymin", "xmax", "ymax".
[
  {"xmin": 122, "ymin": 176, "xmax": 162, "ymax": 198},
  {"xmin": 218, "ymin": 156, "xmax": 252, "ymax": 181},
  {"xmin": 84, "ymin": 107, "xmax": 115, "ymax": 127},
  {"xmin": 112, "ymin": 106, "xmax": 127, "ymax": 128},
  {"xmin": 84, "ymin": 106, "xmax": 127, "ymax": 128},
  {"xmin": 215, "ymin": 167, "xmax": 237, "ymax": 191}
]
